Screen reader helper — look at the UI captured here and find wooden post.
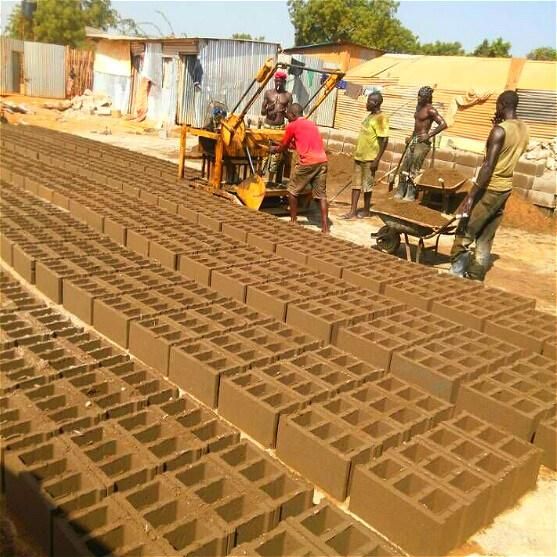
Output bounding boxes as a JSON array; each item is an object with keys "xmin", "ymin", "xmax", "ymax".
[
  {"xmin": 211, "ymin": 135, "xmax": 224, "ymax": 189},
  {"xmin": 177, "ymin": 125, "xmax": 187, "ymax": 179}
]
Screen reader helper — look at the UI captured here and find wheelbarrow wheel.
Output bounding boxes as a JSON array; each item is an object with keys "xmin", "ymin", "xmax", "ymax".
[{"xmin": 375, "ymin": 225, "xmax": 401, "ymax": 254}]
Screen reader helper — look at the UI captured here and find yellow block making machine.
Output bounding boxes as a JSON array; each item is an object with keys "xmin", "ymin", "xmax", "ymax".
[{"xmin": 177, "ymin": 58, "xmax": 344, "ymax": 210}]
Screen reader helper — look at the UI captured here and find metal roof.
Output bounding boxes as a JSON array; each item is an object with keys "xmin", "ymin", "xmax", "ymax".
[{"xmin": 284, "ymin": 41, "xmax": 383, "ymax": 53}]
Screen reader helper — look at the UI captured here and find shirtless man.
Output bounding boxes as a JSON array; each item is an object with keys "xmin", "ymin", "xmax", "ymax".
[
  {"xmin": 394, "ymin": 86, "xmax": 447, "ymax": 201},
  {"xmin": 261, "ymin": 71, "xmax": 293, "ymax": 128},
  {"xmin": 261, "ymin": 71, "xmax": 293, "ymax": 183}
]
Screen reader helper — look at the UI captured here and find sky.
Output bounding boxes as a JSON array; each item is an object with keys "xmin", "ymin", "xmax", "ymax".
[{"xmin": 1, "ymin": 0, "xmax": 556, "ymax": 56}]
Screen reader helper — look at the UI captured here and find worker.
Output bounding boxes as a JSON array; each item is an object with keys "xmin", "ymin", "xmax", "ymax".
[
  {"xmin": 342, "ymin": 91, "xmax": 389, "ymax": 219},
  {"xmin": 394, "ymin": 86, "xmax": 447, "ymax": 201},
  {"xmin": 271, "ymin": 103, "xmax": 329, "ymax": 233},
  {"xmin": 450, "ymin": 90, "xmax": 529, "ymax": 281},
  {"xmin": 261, "ymin": 71, "xmax": 293, "ymax": 183}
]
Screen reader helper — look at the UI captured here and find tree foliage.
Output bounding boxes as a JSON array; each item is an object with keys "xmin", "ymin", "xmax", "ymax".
[
  {"xmin": 472, "ymin": 37, "xmax": 511, "ymax": 58},
  {"xmin": 231, "ymin": 33, "xmax": 266, "ymax": 41},
  {"xmin": 287, "ymin": 0, "xmax": 419, "ymax": 53},
  {"xmin": 526, "ymin": 46, "xmax": 557, "ymax": 60},
  {"xmin": 5, "ymin": 0, "xmax": 139, "ymax": 46},
  {"xmin": 419, "ymin": 41, "xmax": 464, "ymax": 56}
]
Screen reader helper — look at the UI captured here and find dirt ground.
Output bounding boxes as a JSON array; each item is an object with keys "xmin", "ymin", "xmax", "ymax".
[{"xmin": 1, "ymin": 95, "xmax": 556, "ymax": 556}]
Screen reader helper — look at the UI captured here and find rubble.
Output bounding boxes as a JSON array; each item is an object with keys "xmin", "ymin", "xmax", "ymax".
[{"xmin": 525, "ymin": 139, "xmax": 557, "ymax": 171}]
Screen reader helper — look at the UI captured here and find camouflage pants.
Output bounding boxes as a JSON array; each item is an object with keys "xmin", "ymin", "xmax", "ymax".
[
  {"xmin": 263, "ymin": 123, "xmax": 285, "ymax": 175},
  {"xmin": 450, "ymin": 189, "xmax": 511, "ymax": 280},
  {"xmin": 399, "ymin": 140, "xmax": 431, "ymax": 187}
]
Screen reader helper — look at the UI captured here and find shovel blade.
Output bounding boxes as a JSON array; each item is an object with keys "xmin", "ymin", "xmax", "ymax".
[{"xmin": 236, "ymin": 175, "xmax": 266, "ymax": 210}]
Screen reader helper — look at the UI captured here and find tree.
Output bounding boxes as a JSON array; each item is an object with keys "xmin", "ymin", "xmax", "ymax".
[
  {"xmin": 419, "ymin": 41, "xmax": 464, "ymax": 56},
  {"xmin": 5, "ymin": 0, "xmax": 141, "ymax": 45},
  {"xmin": 526, "ymin": 46, "xmax": 557, "ymax": 61},
  {"xmin": 82, "ymin": 0, "xmax": 118, "ymax": 30},
  {"xmin": 472, "ymin": 37, "xmax": 511, "ymax": 58},
  {"xmin": 32, "ymin": 0, "xmax": 87, "ymax": 47},
  {"xmin": 231, "ymin": 33, "xmax": 266, "ymax": 41},
  {"xmin": 287, "ymin": 0, "xmax": 419, "ymax": 53}
]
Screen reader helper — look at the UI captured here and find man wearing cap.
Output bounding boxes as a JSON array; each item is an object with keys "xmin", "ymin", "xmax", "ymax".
[
  {"xmin": 261, "ymin": 71, "xmax": 293, "ymax": 183},
  {"xmin": 394, "ymin": 86, "xmax": 447, "ymax": 202}
]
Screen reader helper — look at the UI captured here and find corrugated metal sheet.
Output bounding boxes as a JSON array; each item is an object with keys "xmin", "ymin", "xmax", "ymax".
[
  {"xmin": 24, "ymin": 41, "xmax": 66, "ymax": 98},
  {"xmin": 131, "ymin": 41, "xmax": 145, "ymax": 56},
  {"xmin": 162, "ymin": 39, "xmax": 197, "ymax": 57},
  {"xmin": 517, "ymin": 89, "xmax": 557, "ymax": 123},
  {"xmin": 179, "ymin": 39, "xmax": 279, "ymax": 126},
  {"xmin": 147, "ymin": 57, "xmax": 179, "ymax": 125},
  {"xmin": 92, "ymin": 71, "xmax": 131, "ymax": 112},
  {"xmin": 0, "ymin": 37, "xmax": 24, "ymax": 94},
  {"xmin": 280, "ymin": 53, "xmax": 337, "ymax": 127}
]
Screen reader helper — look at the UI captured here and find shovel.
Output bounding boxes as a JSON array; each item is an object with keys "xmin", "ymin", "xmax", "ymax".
[{"xmin": 235, "ymin": 144, "xmax": 267, "ymax": 210}]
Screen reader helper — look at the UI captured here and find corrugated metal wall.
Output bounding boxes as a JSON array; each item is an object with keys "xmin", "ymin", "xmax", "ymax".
[
  {"xmin": 92, "ymin": 71, "xmax": 131, "ymax": 112},
  {"xmin": 517, "ymin": 88, "xmax": 557, "ymax": 141},
  {"xmin": 280, "ymin": 53, "xmax": 337, "ymax": 127},
  {"xmin": 178, "ymin": 39, "xmax": 279, "ymax": 126},
  {"xmin": 24, "ymin": 41, "xmax": 66, "ymax": 98},
  {"xmin": 0, "ymin": 37, "xmax": 24, "ymax": 94}
]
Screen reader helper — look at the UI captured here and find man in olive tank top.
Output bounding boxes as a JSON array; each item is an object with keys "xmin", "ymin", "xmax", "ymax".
[{"xmin": 450, "ymin": 91, "xmax": 529, "ymax": 281}]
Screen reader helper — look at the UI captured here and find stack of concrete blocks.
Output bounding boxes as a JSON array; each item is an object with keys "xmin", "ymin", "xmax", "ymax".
[{"xmin": 319, "ymin": 126, "xmax": 556, "ymax": 212}]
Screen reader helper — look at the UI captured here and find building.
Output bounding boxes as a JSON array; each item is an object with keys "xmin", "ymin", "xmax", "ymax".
[
  {"xmin": 283, "ymin": 41, "xmax": 383, "ymax": 72},
  {"xmin": 85, "ymin": 33, "xmax": 338, "ymax": 128}
]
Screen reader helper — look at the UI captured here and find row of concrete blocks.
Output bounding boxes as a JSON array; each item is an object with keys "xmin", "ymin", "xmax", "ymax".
[{"xmin": 1, "ymin": 272, "xmax": 400, "ymax": 557}]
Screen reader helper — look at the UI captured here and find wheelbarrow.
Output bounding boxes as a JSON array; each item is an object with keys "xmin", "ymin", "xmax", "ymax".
[{"xmin": 370, "ymin": 204, "xmax": 457, "ymax": 264}]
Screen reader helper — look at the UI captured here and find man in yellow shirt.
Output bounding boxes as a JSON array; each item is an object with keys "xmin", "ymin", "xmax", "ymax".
[
  {"xmin": 450, "ymin": 91, "xmax": 529, "ymax": 280},
  {"xmin": 342, "ymin": 92, "xmax": 389, "ymax": 219}
]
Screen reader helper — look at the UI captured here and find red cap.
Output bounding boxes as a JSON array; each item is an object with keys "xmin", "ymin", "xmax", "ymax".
[{"xmin": 274, "ymin": 70, "xmax": 287, "ymax": 79}]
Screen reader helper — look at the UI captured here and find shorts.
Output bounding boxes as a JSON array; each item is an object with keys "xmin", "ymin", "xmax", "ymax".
[
  {"xmin": 353, "ymin": 160, "xmax": 375, "ymax": 193},
  {"xmin": 287, "ymin": 162, "xmax": 328, "ymax": 200}
]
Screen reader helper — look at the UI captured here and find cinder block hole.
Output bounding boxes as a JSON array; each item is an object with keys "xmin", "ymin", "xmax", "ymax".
[
  {"xmin": 531, "ymin": 389, "xmax": 555, "ymax": 404},
  {"xmin": 144, "ymin": 499, "xmax": 186, "ymax": 528},
  {"xmin": 491, "ymin": 390, "xmax": 516, "ymax": 403},
  {"xmin": 476, "ymin": 453, "xmax": 507, "ymax": 475},
  {"xmin": 499, "ymin": 438, "xmax": 530, "ymax": 458},
  {"xmin": 176, "ymin": 461, "xmax": 221, "ymax": 488},
  {"xmin": 370, "ymin": 397, "xmax": 399, "ymax": 413},
  {"xmin": 331, "ymin": 434, "xmax": 365, "ymax": 454},
  {"xmin": 451, "ymin": 414, "xmax": 483, "ymax": 433},
  {"xmin": 294, "ymin": 382, "xmax": 321, "ymax": 396},
  {"xmin": 215, "ymin": 495, "xmax": 250, "ymax": 522},
  {"xmin": 86, "ymin": 440, "xmax": 119, "ymax": 462},
  {"xmin": 351, "ymin": 386, "xmax": 383, "ymax": 404},
  {"xmin": 241, "ymin": 459, "xmax": 278, "ymax": 482},
  {"xmin": 260, "ymin": 475, "xmax": 297, "ymax": 501},
  {"xmin": 327, "ymin": 525, "xmax": 370, "ymax": 555},
  {"xmin": 100, "ymin": 454, "xmax": 133, "ymax": 477},
  {"xmin": 390, "ymin": 408, "xmax": 420, "ymax": 425},
  {"xmin": 247, "ymin": 383, "xmax": 273, "ymax": 397},
  {"xmin": 423, "ymin": 456, "xmax": 456, "ymax": 478},
  {"xmin": 477, "ymin": 426, "xmax": 506, "ymax": 445},
  {"xmin": 399, "ymin": 442, "xmax": 434, "ymax": 464},
  {"xmin": 449, "ymin": 470, "xmax": 483, "ymax": 494},
  {"xmin": 220, "ymin": 443, "xmax": 258, "ymax": 467},
  {"xmin": 165, "ymin": 519, "xmax": 213, "ymax": 551},
  {"xmin": 310, "ymin": 423, "xmax": 340, "ymax": 441},
  {"xmin": 119, "ymin": 412, "xmax": 150, "ymax": 431},
  {"xmin": 69, "ymin": 506, "xmax": 110, "ymax": 535},
  {"xmin": 43, "ymin": 472, "xmax": 84, "ymax": 500},
  {"xmin": 363, "ymin": 420, "xmax": 396, "ymax": 440},
  {"xmin": 512, "ymin": 399, "xmax": 538, "ymax": 413},
  {"xmin": 255, "ymin": 530, "xmax": 305, "ymax": 556},
  {"xmin": 343, "ymin": 409, "xmax": 371, "ymax": 427},
  {"xmin": 134, "ymin": 424, "xmax": 166, "ymax": 444},
  {"xmin": 126, "ymin": 481, "xmax": 167, "ymax": 511},
  {"xmin": 452, "ymin": 440, "xmax": 484, "ymax": 460},
  {"xmin": 419, "ymin": 488, "xmax": 456, "ymax": 515},
  {"xmin": 369, "ymin": 458, "xmax": 404, "ymax": 482},
  {"xmin": 263, "ymin": 392, "xmax": 293, "ymax": 408},
  {"xmin": 193, "ymin": 420, "xmax": 226, "ymax": 441},
  {"xmin": 300, "ymin": 504, "xmax": 345, "ymax": 535},
  {"xmin": 396, "ymin": 387, "xmax": 423, "ymax": 402},
  {"xmin": 394, "ymin": 473, "xmax": 429, "ymax": 496},
  {"xmin": 232, "ymin": 374, "xmax": 258, "ymax": 388},
  {"xmin": 292, "ymin": 411, "xmax": 323, "ymax": 428},
  {"xmin": 196, "ymin": 478, "xmax": 238, "ymax": 504},
  {"xmin": 19, "ymin": 443, "xmax": 55, "ymax": 466},
  {"xmin": 415, "ymin": 397, "xmax": 443, "ymax": 412},
  {"xmin": 376, "ymin": 377, "xmax": 406, "ymax": 392}
]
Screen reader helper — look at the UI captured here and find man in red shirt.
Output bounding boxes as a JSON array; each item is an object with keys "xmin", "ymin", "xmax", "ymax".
[{"xmin": 271, "ymin": 103, "xmax": 329, "ymax": 233}]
